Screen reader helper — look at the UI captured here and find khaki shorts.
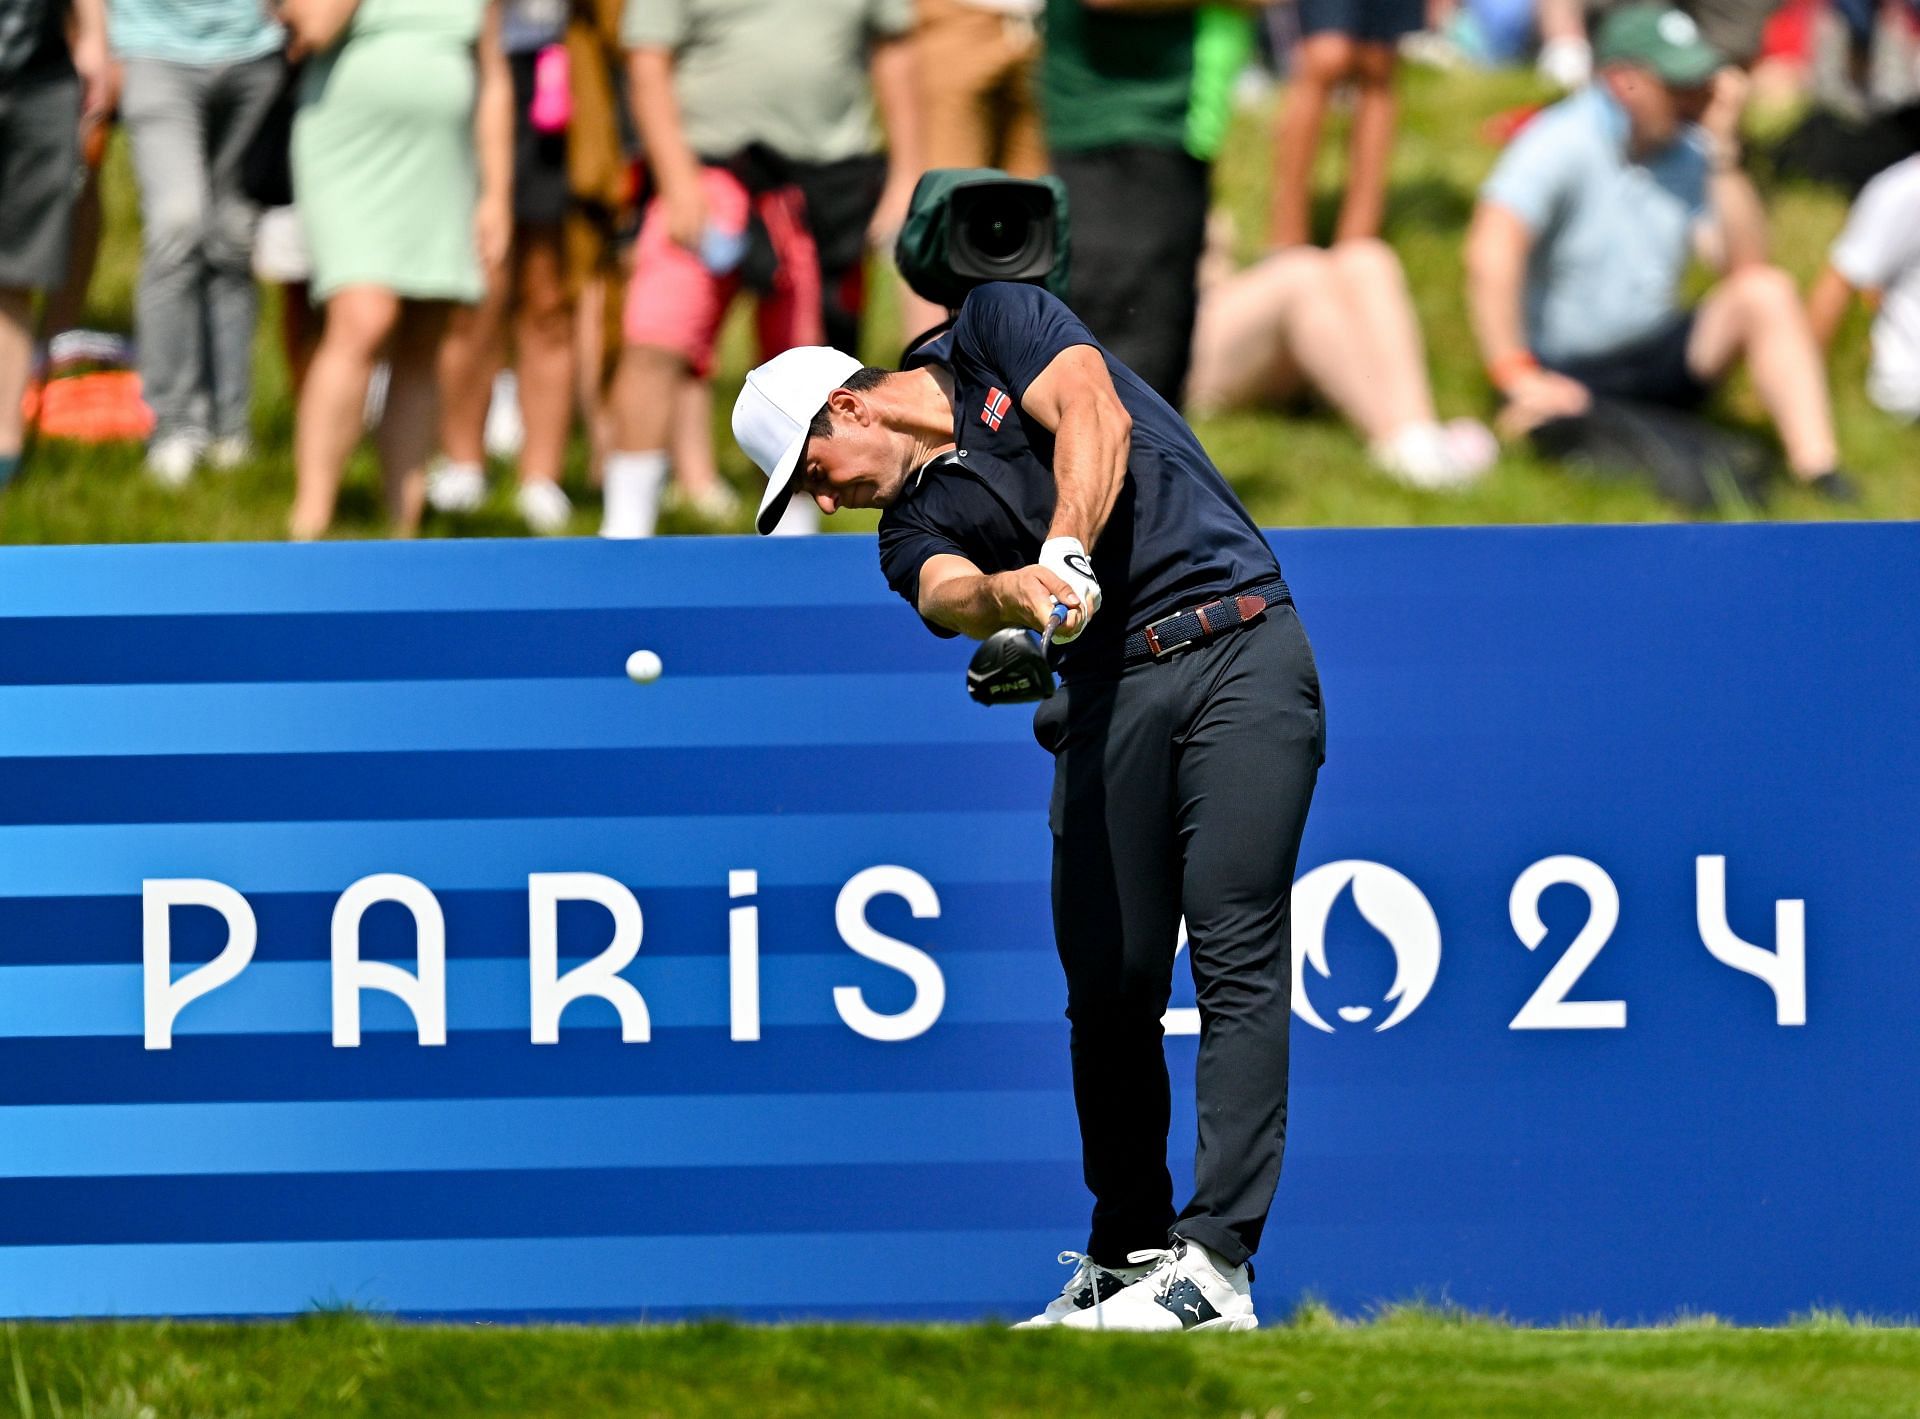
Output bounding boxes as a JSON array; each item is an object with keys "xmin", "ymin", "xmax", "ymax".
[{"xmin": 914, "ymin": 0, "xmax": 1047, "ymax": 176}]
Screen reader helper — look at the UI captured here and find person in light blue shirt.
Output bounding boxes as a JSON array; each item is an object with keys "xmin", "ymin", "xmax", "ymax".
[
  {"xmin": 1465, "ymin": 3, "xmax": 1857, "ymax": 503},
  {"xmin": 111, "ymin": 0, "xmax": 285, "ymax": 485}
]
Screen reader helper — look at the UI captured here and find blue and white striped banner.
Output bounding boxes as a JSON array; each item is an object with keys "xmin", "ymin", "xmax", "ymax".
[{"xmin": 0, "ymin": 527, "xmax": 1915, "ymax": 1323}]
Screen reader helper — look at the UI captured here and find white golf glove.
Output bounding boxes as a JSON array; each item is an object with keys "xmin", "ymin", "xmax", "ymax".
[{"xmin": 1038, "ymin": 536, "xmax": 1102, "ymax": 644}]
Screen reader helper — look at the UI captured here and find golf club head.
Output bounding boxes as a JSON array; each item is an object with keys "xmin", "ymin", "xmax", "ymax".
[{"xmin": 967, "ymin": 627, "xmax": 1055, "ymax": 705}]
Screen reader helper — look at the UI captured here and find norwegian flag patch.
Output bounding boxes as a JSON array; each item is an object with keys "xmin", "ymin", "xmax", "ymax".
[{"xmin": 981, "ymin": 388, "xmax": 1011, "ymax": 431}]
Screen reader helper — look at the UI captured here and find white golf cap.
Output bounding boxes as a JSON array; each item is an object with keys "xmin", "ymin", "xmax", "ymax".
[{"xmin": 732, "ymin": 346, "xmax": 864, "ymax": 535}]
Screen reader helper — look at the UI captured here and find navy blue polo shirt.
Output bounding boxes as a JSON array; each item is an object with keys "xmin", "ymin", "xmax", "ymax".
[{"xmin": 877, "ymin": 281, "xmax": 1286, "ymax": 676}]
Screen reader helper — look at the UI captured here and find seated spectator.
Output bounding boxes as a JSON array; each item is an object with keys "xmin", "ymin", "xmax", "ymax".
[
  {"xmin": 1, "ymin": 0, "xmax": 110, "ymax": 491},
  {"xmin": 113, "ymin": 0, "xmax": 284, "ymax": 486},
  {"xmin": 606, "ymin": 0, "xmax": 920, "ymax": 540},
  {"xmin": 1465, "ymin": 4, "xmax": 1857, "ymax": 501},
  {"xmin": 1270, "ymin": 0, "xmax": 1422, "ymax": 249},
  {"xmin": 284, "ymin": 0, "xmax": 512, "ymax": 540},
  {"xmin": 1188, "ymin": 227, "xmax": 1497, "ymax": 489},
  {"xmin": 1809, "ymin": 153, "xmax": 1920, "ymax": 421}
]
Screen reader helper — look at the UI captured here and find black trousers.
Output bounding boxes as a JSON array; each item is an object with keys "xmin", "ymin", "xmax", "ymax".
[
  {"xmin": 1052, "ymin": 144, "xmax": 1211, "ymax": 405},
  {"xmin": 1032, "ymin": 603, "xmax": 1324, "ymax": 1270}
]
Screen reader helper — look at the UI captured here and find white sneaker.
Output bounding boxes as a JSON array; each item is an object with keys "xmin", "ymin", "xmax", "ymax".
[
  {"xmin": 1443, "ymin": 418, "xmax": 1500, "ymax": 479},
  {"xmin": 205, "ymin": 435, "xmax": 254, "ymax": 471},
  {"xmin": 1537, "ymin": 35, "xmax": 1592, "ymax": 90},
  {"xmin": 1012, "ymin": 1252, "xmax": 1155, "ymax": 1330},
  {"xmin": 145, "ymin": 433, "xmax": 204, "ymax": 489},
  {"xmin": 1372, "ymin": 422, "xmax": 1481, "ymax": 492},
  {"xmin": 1057, "ymin": 1237, "xmax": 1258, "ymax": 1333},
  {"xmin": 515, "ymin": 477, "xmax": 572, "ymax": 534},
  {"xmin": 426, "ymin": 461, "xmax": 488, "ymax": 514},
  {"xmin": 674, "ymin": 478, "xmax": 741, "ymax": 524}
]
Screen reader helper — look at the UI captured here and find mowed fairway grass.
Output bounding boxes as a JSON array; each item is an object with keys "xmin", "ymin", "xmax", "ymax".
[
  {"xmin": 6, "ymin": 1310, "xmax": 1920, "ymax": 1418},
  {"xmin": 3, "ymin": 65, "xmax": 1914, "ymax": 545}
]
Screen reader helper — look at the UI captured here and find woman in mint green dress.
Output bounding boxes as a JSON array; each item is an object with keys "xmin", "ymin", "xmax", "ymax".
[{"xmin": 282, "ymin": 0, "xmax": 511, "ymax": 538}]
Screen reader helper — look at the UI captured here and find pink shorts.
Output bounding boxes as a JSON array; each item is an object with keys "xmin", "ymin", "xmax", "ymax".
[{"xmin": 623, "ymin": 166, "xmax": 824, "ymax": 378}]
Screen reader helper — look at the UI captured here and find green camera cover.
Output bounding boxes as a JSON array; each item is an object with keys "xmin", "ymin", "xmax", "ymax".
[{"xmin": 894, "ymin": 168, "xmax": 1072, "ymax": 311}]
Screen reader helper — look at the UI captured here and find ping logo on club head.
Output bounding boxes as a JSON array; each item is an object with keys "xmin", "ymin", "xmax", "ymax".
[{"xmin": 1292, "ymin": 861, "xmax": 1441, "ymax": 1033}]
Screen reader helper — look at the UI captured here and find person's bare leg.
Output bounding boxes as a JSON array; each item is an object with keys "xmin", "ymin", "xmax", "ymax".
[
  {"xmin": 1327, "ymin": 238, "xmax": 1434, "ymax": 429},
  {"xmin": 375, "ymin": 299, "xmax": 454, "ymax": 536},
  {"xmin": 439, "ymin": 253, "xmax": 509, "ymax": 470},
  {"xmin": 292, "ymin": 284, "xmax": 400, "ymax": 539},
  {"xmin": 0, "ymin": 289, "xmax": 34, "ymax": 465},
  {"xmin": 280, "ymin": 281, "xmax": 320, "ymax": 399},
  {"xmin": 42, "ymin": 166, "xmax": 101, "ymax": 339},
  {"xmin": 1336, "ymin": 43, "xmax": 1398, "ymax": 244},
  {"xmin": 670, "ymin": 375, "xmax": 726, "ymax": 505},
  {"xmin": 1534, "ymin": 0, "xmax": 1592, "ymax": 88},
  {"xmin": 602, "ymin": 342, "xmax": 684, "ymax": 537},
  {"xmin": 1270, "ymin": 33, "xmax": 1356, "ymax": 248},
  {"xmin": 574, "ymin": 273, "xmax": 611, "ymax": 485},
  {"xmin": 1688, "ymin": 265, "xmax": 1840, "ymax": 479},
  {"xmin": 512, "ymin": 226, "xmax": 576, "ymax": 487},
  {"xmin": 610, "ymin": 344, "xmax": 680, "ymax": 457},
  {"xmin": 1188, "ymin": 248, "xmax": 1401, "ymax": 441}
]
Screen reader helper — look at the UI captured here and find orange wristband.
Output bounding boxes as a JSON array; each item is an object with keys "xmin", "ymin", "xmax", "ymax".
[{"xmin": 1489, "ymin": 350, "xmax": 1540, "ymax": 394}]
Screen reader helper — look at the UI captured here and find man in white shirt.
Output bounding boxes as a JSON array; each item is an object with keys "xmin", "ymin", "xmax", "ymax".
[{"xmin": 1810, "ymin": 155, "xmax": 1920, "ymax": 422}]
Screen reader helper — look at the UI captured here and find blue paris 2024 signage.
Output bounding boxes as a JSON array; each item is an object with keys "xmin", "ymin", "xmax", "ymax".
[{"xmin": 0, "ymin": 527, "xmax": 1912, "ymax": 1323}]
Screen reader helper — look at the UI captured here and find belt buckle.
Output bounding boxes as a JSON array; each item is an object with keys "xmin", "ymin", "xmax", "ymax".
[{"xmin": 1143, "ymin": 604, "xmax": 1199, "ymax": 658}]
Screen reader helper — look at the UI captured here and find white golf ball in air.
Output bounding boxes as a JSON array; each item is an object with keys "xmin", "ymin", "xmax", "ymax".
[{"xmin": 625, "ymin": 649, "xmax": 663, "ymax": 684}]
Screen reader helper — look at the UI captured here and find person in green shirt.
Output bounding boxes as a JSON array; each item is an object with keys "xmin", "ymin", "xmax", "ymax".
[{"xmin": 1040, "ymin": 0, "xmax": 1254, "ymax": 403}]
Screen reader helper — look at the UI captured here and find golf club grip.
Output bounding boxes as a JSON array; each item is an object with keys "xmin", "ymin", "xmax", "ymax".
[{"xmin": 1042, "ymin": 601, "xmax": 1069, "ymax": 648}]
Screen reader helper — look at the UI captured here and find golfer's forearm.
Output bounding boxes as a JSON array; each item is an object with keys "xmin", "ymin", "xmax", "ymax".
[
  {"xmin": 920, "ymin": 571, "xmax": 1013, "ymax": 641},
  {"xmin": 1046, "ymin": 398, "xmax": 1130, "ymax": 548}
]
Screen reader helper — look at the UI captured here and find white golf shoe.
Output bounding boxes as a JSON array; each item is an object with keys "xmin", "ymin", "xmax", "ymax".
[
  {"xmin": 426, "ymin": 461, "xmax": 487, "ymax": 514},
  {"xmin": 1057, "ymin": 1236, "xmax": 1258, "ymax": 1333},
  {"xmin": 515, "ymin": 477, "xmax": 573, "ymax": 535},
  {"xmin": 1011, "ymin": 1251, "xmax": 1154, "ymax": 1329}
]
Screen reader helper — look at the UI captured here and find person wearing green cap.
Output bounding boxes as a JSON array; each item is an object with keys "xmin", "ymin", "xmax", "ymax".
[{"xmin": 1464, "ymin": 2, "xmax": 1858, "ymax": 502}]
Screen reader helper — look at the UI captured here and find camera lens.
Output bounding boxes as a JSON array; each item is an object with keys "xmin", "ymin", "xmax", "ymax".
[{"xmin": 965, "ymin": 209, "xmax": 1032, "ymax": 264}]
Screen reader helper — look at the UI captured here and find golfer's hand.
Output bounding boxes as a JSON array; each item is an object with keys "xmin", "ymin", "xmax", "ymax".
[
  {"xmin": 1037, "ymin": 536, "xmax": 1101, "ymax": 643},
  {"xmin": 994, "ymin": 565, "xmax": 1082, "ymax": 637},
  {"xmin": 1499, "ymin": 368, "xmax": 1591, "ymax": 436}
]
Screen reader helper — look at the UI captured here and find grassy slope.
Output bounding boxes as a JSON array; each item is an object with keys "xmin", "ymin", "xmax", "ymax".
[
  {"xmin": 7, "ymin": 1313, "xmax": 1920, "ymax": 1418},
  {"xmin": 4, "ymin": 67, "xmax": 1911, "ymax": 547}
]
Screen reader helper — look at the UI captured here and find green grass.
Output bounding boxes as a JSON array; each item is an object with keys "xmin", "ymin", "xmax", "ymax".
[
  {"xmin": 6, "ymin": 65, "xmax": 1914, "ymax": 547},
  {"xmin": 6, "ymin": 1310, "xmax": 1920, "ymax": 1418}
]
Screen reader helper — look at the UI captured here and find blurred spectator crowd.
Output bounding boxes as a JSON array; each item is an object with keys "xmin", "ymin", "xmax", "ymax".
[{"xmin": 2, "ymin": 0, "xmax": 1916, "ymax": 535}]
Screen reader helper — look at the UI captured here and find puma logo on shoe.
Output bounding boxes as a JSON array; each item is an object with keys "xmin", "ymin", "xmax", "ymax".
[{"xmin": 1156, "ymin": 1278, "xmax": 1222, "ymax": 1328}]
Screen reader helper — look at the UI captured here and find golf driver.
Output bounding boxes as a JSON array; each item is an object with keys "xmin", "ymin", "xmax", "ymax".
[{"xmin": 966, "ymin": 601, "xmax": 1069, "ymax": 706}]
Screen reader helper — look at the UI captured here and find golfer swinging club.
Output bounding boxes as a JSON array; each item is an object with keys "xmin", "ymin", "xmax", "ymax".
[{"xmin": 732, "ymin": 281, "xmax": 1324, "ymax": 1332}]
